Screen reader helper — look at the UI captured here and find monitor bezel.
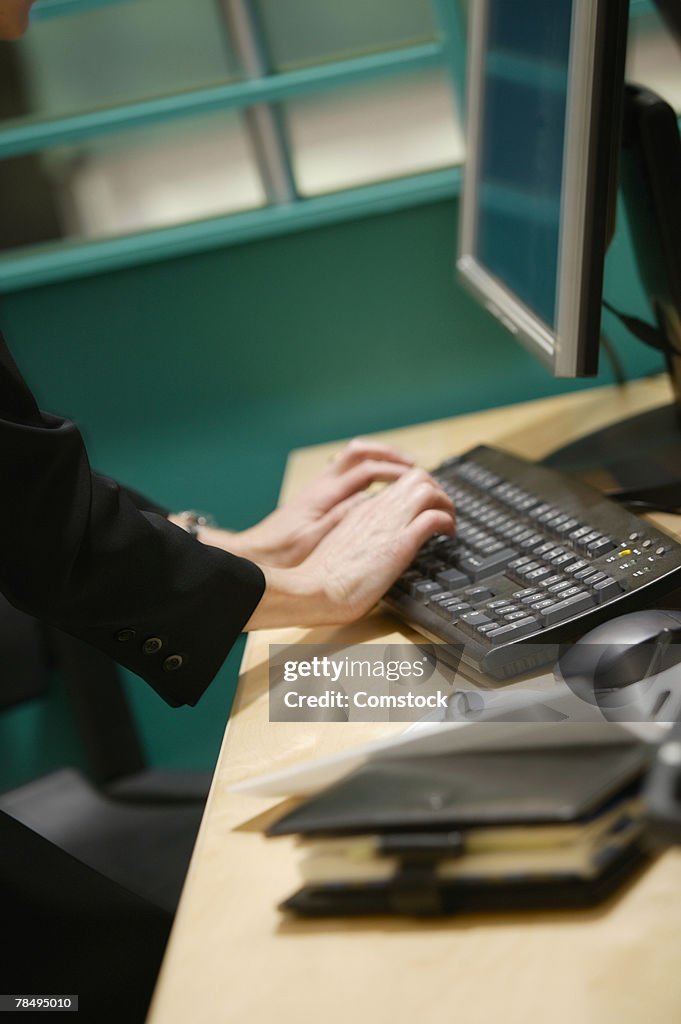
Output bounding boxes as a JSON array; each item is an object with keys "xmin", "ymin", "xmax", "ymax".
[{"xmin": 457, "ymin": 0, "xmax": 628, "ymax": 378}]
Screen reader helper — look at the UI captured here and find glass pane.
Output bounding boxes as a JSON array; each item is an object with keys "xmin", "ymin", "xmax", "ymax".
[
  {"xmin": 284, "ymin": 69, "xmax": 463, "ymax": 197},
  {"xmin": 0, "ymin": 112, "xmax": 265, "ymax": 251},
  {"xmin": 256, "ymin": 0, "xmax": 436, "ymax": 71},
  {"xmin": 476, "ymin": 0, "xmax": 572, "ymax": 330},
  {"xmin": 627, "ymin": 7, "xmax": 681, "ymax": 113},
  {"xmin": 11, "ymin": 0, "xmax": 239, "ymax": 120}
]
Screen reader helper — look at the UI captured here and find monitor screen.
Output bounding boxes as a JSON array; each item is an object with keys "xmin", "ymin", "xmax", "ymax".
[{"xmin": 458, "ymin": 0, "xmax": 629, "ymax": 377}]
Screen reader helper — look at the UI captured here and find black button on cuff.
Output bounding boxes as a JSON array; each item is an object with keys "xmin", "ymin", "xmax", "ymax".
[
  {"xmin": 142, "ymin": 637, "xmax": 163, "ymax": 655},
  {"xmin": 116, "ymin": 628, "xmax": 136, "ymax": 643},
  {"xmin": 163, "ymin": 654, "xmax": 184, "ymax": 673}
]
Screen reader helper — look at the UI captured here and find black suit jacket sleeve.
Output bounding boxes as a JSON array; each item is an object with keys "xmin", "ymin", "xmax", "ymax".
[{"xmin": 0, "ymin": 330, "xmax": 266, "ymax": 707}]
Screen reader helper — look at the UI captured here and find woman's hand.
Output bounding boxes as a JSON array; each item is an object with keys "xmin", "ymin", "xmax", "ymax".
[
  {"xmin": 200, "ymin": 438, "xmax": 415, "ymax": 567},
  {"xmin": 245, "ymin": 467, "xmax": 456, "ymax": 630}
]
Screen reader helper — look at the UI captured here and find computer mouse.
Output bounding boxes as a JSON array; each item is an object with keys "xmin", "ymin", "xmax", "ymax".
[{"xmin": 555, "ymin": 609, "xmax": 681, "ymax": 717}]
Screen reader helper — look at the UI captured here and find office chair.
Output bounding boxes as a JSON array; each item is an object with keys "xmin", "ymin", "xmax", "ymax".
[
  {"xmin": 1, "ymin": 807, "xmax": 173, "ymax": 1024},
  {"xmin": 0, "ymin": 594, "xmax": 211, "ymax": 914}
]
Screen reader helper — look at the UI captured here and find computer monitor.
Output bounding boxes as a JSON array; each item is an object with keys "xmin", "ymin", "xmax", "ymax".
[
  {"xmin": 457, "ymin": 0, "xmax": 629, "ymax": 378},
  {"xmin": 457, "ymin": 0, "xmax": 681, "ymax": 505}
]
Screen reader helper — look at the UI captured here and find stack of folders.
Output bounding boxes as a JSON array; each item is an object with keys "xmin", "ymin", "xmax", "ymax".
[{"xmin": 267, "ymin": 743, "xmax": 652, "ymax": 917}]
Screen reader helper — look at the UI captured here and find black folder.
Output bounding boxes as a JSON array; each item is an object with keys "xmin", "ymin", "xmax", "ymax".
[
  {"xmin": 268, "ymin": 744, "xmax": 650, "ymax": 837},
  {"xmin": 268, "ymin": 743, "xmax": 652, "ymax": 917}
]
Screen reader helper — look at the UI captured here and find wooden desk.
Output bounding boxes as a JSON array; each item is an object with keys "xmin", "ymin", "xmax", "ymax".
[{"xmin": 148, "ymin": 377, "xmax": 681, "ymax": 1024}]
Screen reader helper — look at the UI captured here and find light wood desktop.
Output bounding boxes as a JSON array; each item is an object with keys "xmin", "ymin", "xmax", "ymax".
[{"xmin": 148, "ymin": 377, "xmax": 681, "ymax": 1024}]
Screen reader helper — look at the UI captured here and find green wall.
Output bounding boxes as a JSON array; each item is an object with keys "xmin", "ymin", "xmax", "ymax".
[{"xmin": 0, "ymin": 194, "xmax": 664, "ymax": 788}]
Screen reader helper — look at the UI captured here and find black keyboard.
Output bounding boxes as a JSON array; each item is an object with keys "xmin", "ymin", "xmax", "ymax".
[{"xmin": 384, "ymin": 445, "xmax": 681, "ymax": 681}]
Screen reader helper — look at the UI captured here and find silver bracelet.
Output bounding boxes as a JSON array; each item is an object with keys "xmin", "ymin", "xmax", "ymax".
[{"xmin": 176, "ymin": 510, "xmax": 216, "ymax": 540}]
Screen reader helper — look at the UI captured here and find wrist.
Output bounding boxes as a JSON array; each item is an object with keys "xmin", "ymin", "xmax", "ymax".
[
  {"xmin": 244, "ymin": 565, "xmax": 332, "ymax": 630},
  {"xmin": 221, "ymin": 521, "xmax": 294, "ymax": 567},
  {"xmin": 197, "ymin": 524, "xmax": 242, "ymax": 553}
]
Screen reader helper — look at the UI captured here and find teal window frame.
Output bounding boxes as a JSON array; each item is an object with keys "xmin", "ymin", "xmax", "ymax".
[{"xmin": 0, "ymin": 0, "xmax": 659, "ymax": 291}]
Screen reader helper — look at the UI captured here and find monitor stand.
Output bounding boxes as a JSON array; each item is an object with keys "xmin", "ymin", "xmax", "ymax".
[{"xmin": 543, "ymin": 401, "xmax": 681, "ymax": 510}]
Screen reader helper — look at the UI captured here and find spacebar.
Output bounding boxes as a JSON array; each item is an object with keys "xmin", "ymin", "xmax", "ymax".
[{"xmin": 458, "ymin": 548, "xmax": 518, "ymax": 582}]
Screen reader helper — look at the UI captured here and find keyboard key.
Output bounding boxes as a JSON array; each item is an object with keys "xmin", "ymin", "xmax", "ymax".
[
  {"xmin": 547, "ymin": 580, "xmax": 572, "ymax": 594},
  {"xmin": 519, "ymin": 533, "xmax": 545, "ymax": 550},
  {"xmin": 430, "ymin": 601, "xmax": 471, "ymax": 620},
  {"xmin": 458, "ymin": 548, "xmax": 518, "ymax": 581},
  {"xmin": 487, "ymin": 513, "xmax": 512, "ymax": 531},
  {"xmin": 537, "ymin": 508, "xmax": 562, "ymax": 525},
  {"xmin": 460, "ymin": 611, "xmax": 494, "ymax": 629},
  {"xmin": 508, "ymin": 555, "xmax": 533, "ymax": 570},
  {"xmin": 487, "ymin": 617, "xmax": 539, "ymax": 642},
  {"xmin": 464, "ymin": 587, "xmax": 495, "ymax": 604},
  {"xmin": 581, "ymin": 571, "xmax": 607, "ymax": 587},
  {"xmin": 488, "ymin": 597, "xmax": 516, "ymax": 610},
  {"xmin": 433, "ymin": 539, "xmax": 460, "ymax": 560},
  {"xmin": 539, "ymin": 574, "xmax": 564, "ymax": 589},
  {"xmin": 425, "ymin": 534, "xmax": 454, "ymax": 549},
  {"xmin": 577, "ymin": 531, "xmax": 601, "ymax": 551},
  {"xmin": 525, "ymin": 567, "xmax": 552, "ymax": 582},
  {"xmin": 529, "ymin": 503, "xmax": 554, "ymax": 520},
  {"xmin": 504, "ymin": 524, "xmax": 530, "ymax": 540},
  {"xmin": 411, "ymin": 581, "xmax": 446, "ymax": 600},
  {"xmin": 436, "ymin": 567, "xmax": 470, "ymax": 589},
  {"xmin": 478, "ymin": 539, "xmax": 504, "ymax": 555},
  {"xmin": 396, "ymin": 571, "xmax": 424, "ymax": 592},
  {"xmin": 458, "ymin": 526, "xmax": 481, "ymax": 545},
  {"xmin": 529, "ymin": 598, "xmax": 554, "ymax": 611},
  {"xmin": 592, "ymin": 577, "xmax": 625, "ymax": 603},
  {"xmin": 476, "ymin": 621, "xmax": 501, "ymax": 636},
  {"xmin": 587, "ymin": 537, "xmax": 616, "ymax": 557},
  {"xmin": 545, "ymin": 513, "xmax": 571, "ymax": 529},
  {"xmin": 553, "ymin": 518, "xmax": 580, "ymax": 535},
  {"xmin": 574, "ymin": 566, "xmax": 596, "ymax": 580},
  {"xmin": 534, "ymin": 542, "xmax": 558, "ymax": 558},
  {"xmin": 414, "ymin": 558, "xmax": 446, "ymax": 574},
  {"xmin": 540, "ymin": 592, "xmax": 596, "ymax": 626},
  {"xmin": 564, "ymin": 559, "xmax": 588, "ymax": 575},
  {"xmin": 551, "ymin": 553, "xmax": 578, "ymax": 569}
]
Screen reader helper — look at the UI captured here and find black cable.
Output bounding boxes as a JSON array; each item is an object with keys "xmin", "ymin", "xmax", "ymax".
[
  {"xmin": 603, "ymin": 298, "xmax": 681, "ymax": 358},
  {"xmin": 599, "ymin": 331, "xmax": 628, "ymax": 385}
]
